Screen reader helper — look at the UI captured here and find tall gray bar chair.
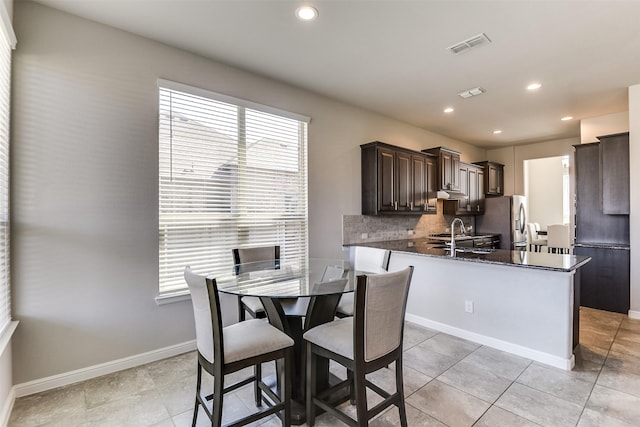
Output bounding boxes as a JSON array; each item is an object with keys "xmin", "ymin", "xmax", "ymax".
[
  {"xmin": 184, "ymin": 266, "xmax": 293, "ymax": 426},
  {"xmin": 232, "ymin": 245, "xmax": 280, "ymax": 321},
  {"xmin": 304, "ymin": 266, "xmax": 414, "ymax": 427}
]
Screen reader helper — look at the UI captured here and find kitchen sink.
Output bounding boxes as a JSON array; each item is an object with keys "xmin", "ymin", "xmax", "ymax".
[{"xmin": 429, "ymin": 233, "xmax": 475, "ymax": 241}]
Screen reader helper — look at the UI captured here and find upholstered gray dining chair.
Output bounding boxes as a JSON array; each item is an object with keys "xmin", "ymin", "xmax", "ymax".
[
  {"xmin": 184, "ymin": 266, "xmax": 294, "ymax": 427},
  {"xmin": 335, "ymin": 246, "xmax": 391, "ymax": 318},
  {"xmin": 527, "ymin": 222, "xmax": 547, "ymax": 252},
  {"xmin": 304, "ymin": 266, "xmax": 414, "ymax": 427},
  {"xmin": 232, "ymin": 245, "xmax": 280, "ymax": 321},
  {"xmin": 547, "ymin": 224, "xmax": 572, "ymax": 254}
]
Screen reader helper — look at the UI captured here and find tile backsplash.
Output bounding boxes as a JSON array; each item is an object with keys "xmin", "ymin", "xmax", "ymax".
[{"xmin": 343, "ymin": 201, "xmax": 474, "ymax": 245}]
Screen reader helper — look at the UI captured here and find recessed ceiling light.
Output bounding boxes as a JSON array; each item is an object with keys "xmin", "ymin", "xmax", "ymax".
[
  {"xmin": 493, "ymin": 130, "xmax": 503, "ymax": 134},
  {"xmin": 295, "ymin": 5, "xmax": 318, "ymax": 21},
  {"xmin": 527, "ymin": 82, "xmax": 542, "ymax": 91},
  {"xmin": 444, "ymin": 107, "xmax": 454, "ymax": 113},
  {"xmin": 561, "ymin": 116, "xmax": 573, "ymax": 121}
]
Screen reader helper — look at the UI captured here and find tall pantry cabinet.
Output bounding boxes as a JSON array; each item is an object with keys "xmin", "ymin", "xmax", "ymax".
[{"xmin": 573, "ymin": 133, "xmax": 630, "ymax": 314}]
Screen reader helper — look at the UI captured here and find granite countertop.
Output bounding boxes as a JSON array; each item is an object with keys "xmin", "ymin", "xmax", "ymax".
[
  {"xmin": 574, "ymin": 242, "xmax": 630, "ymax": 250},
  {"xmin": 345, "ymin": 238, "xmax": 591, "ymax": 272}
]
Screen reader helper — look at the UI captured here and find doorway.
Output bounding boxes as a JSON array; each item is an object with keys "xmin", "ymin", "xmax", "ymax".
[{"xmin": 524, "ymin": 155, "xmax": 571, "ymax": 233}]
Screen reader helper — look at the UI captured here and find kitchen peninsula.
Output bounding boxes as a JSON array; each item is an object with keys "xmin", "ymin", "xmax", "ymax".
[{"xmin": 347, "ymin": 239, "xmax": 591, "ymax": 370}]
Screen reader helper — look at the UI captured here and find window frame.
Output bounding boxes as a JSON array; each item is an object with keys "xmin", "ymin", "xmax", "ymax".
[
  {"xmin": 156, "ymin": 80, "xmax": 310, "ymax": 302},
  {"xmin": 0, "ymin": 1, "xmax": 16, "ymax": 341}
]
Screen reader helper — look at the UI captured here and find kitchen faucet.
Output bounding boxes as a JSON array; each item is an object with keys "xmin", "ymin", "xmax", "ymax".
[{"xmin": 450, "ymin": 217, "xmax": 466, "ymax": 256}]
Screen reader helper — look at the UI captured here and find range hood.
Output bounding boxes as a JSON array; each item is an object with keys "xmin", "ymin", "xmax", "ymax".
[{"xmin": 437, "ymin": 190, "xmax": 469, "ymax": 200}]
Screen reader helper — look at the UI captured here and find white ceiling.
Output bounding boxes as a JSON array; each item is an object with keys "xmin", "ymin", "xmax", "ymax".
[{"xmin": 31, "ymin": 0, "xmax": 640, "ymax": 148}]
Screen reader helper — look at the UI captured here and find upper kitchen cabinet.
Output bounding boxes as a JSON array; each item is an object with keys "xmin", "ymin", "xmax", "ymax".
[
  {"xmin": 443, "ymin": 163, "xmax": 485, "ymax": 215},
  {"xmin": 598, "ymin": 132, "xmax": 629, "ymax": 214},
  {"xmin": 422, "ymin": 147, "xmax": 461, "ymax": 192},
  {"xmin": 574, "ymin": 142, "xmax": 629, "ymax": 245},
  {"xmin": 361, "ymin": 142, "xmax": 437, "ymax": 215},
  {"xmin": 473, "ymin": 161, "xmax": 504, "ymax": 196}
]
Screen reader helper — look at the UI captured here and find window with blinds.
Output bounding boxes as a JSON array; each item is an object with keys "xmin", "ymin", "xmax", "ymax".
[
  {"xmin": 0, "ymin": 5, "xmax": 15, "ymax": 336},
  {"xmin": 158, "ymin": 80, "xmax": 309, "ymax": 296}
]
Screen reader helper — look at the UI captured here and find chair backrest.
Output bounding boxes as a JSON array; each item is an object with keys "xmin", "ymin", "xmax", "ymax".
[
  {"xmin": 352, "ymin": 246, "xmax": 391, "ymax": 273},
  {"xmin": 354, "ymin": 266, "xmax": 414, "ymax": 362},
  {"xmin": 184, "ymin": 266, "xmax": 222, "ymax": 364},
  {"xmin": 321, "ymin": 265, "xmax": 346, "ymax": 282},
  {"xmin": 527, "ymin": 223, "xmax": 538, "ymax": 242},
  {"xmin": 547, "ymin": 224, "xmax": 571, "ymax": 249},
  {"xmin": 232, "ymin": 245, "xmax": 280, "ymax": 274}
]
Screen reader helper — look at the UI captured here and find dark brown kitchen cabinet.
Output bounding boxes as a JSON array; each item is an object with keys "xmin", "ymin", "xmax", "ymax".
[
  {"xmin": 598, "ymin": 132, "xmax": 629, "ymax": 214},
  {"xmin": 361, "ymin": 141, "xmax": 436, "ymax": 215},
  {"xmin": 473, "ymin": 161, "xmax": 504, "ymax": 196},
  {"xmin": 422, "ymin": 147, "xmax": 461, "ymax": 192},
  {"xmin": 574, "ymin": 245, "xmax": 630, "ymax": 314},
  {"xmin": 410, "ymin": 154, "xmax": 438, "ymax": 213},
  {"xmin": 574, "ymin": 139, "xmax": 629, "ymax": 314},
  {"xmin": 443, "ymin": 163, "xmax": 485, "ymax": 215},
  {"xmin": 395, "ymin": 150, "xmax": 412, "ymax": 212},
  {"xmin": 423, "ymin": 154, "xmax": 438, "ymax": 213},
  {"xmin": 574, "ymin": 143, "xmax": 629, "ymax": 245}
]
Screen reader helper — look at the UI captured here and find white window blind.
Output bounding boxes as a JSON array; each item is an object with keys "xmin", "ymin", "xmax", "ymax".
[
  {"xmin": 0, "ymin": 4, "xmax": 15, "ymax": 336},
  {"xmin": 158, "ymin": 80, "xmax": 309, "ymax": 296}
]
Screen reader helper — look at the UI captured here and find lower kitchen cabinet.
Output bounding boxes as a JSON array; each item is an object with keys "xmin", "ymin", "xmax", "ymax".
[{"xmin": 574, "ymin": 245, "xmax": 630, "ymax": 314}]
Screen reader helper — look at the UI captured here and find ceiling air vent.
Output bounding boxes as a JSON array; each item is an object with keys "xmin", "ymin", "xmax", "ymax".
[
  {"xmin": 458, "ymin": 87, "xmax": 485, "ymax": 99},
  {"xmin": 447, "ymin": 33, "xmax": 491, "ymax": 55}
]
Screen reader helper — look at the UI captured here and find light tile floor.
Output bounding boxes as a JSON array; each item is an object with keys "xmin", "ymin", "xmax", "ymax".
[{"xmin": 8, "ymin": 307, "xmax": 640, "ymax": 427}]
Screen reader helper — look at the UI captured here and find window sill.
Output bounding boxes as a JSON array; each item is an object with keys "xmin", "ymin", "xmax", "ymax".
[
  {"xmin": 155, "ymin": 290, "xmax": 191, "ymax": 306},
  {"xmin": 0, "ymin": 320, "xmax": 18, "ymax": 356}
]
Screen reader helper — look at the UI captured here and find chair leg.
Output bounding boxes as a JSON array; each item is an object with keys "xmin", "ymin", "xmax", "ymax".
[
  {"xmin": 306, "ymin": 343, "xmax": 316, "ymax": 427},
  {"xmin": 395, "ymin": 358, "xmax": 408, "ymax": 427},
  {"xmin": 254, "ymin": 363, "xmax": 263, "ymax": 407},
  {"xmin": 284, "ymin": 348, "xmax": 292, "ymax": 427},
  {"xmin": 347, "ymin": 370, "xmax": 355, "ymax": 405},
  {"xmin": 354, "ymin": 369, "xmax": 368, "ymax": 425},
  {"xmin": 212, "ymin": 372, "xmax": 224, "ymax": 426},
  {"xmin": 192, "ymin": 361, "xmax": 202, "ymax": 427}
]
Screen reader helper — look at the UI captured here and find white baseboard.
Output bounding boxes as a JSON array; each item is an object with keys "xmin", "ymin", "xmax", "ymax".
[
  {"xmin": 405, "ymin": 313, "xmax": 575, "ymax": 371},
  {"xmin": 628, "ymin": 310, "xmax": 640, "ymax": 320},
  {"xmin": 0, "ymin": 386, "xmax": 15, "ymax": 427},
  {"xmin": 13, "ymin": 340, "xmax": 197, "ymax": 398}
]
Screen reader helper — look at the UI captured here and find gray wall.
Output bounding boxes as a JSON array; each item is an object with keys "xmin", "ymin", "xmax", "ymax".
[{"xmin": 11, "ymin": 2, "xmax": 484, "ymax": 384}]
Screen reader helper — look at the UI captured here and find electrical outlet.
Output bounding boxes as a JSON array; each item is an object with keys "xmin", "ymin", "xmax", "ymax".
[
  {"xmin": 361, "ymin": 233, "xmax": 368, "ymax": 240},
  {"xmin": 407, "ymin": 229, "xmax": 414, "ymax": 236},
  {"xmin": 465, "ymin": 300, "xmax": 474, "ymax": 313}
]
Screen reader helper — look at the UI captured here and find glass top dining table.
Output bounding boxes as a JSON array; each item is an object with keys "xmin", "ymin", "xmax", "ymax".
[
  {"xmin": 214, "ymin": 257, "xmax": 365, "ymax": 424},
  {"xmin": 215, "ymin": 257, "xmax": 359, "ymax": 299}
]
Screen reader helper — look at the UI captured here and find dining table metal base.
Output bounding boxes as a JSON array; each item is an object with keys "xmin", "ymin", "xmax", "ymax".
[
  {"xmin": 259, "ymin": 293, "xmax": 349, "ymax": 424},
  {"xmin": 262, "ymin": 371, "xmax": 351, "ymax": 425}
]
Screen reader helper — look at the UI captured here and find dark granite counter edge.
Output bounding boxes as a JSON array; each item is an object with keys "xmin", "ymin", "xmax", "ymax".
[
  {"xmin": 574, "ymin": 243, "xmax": 630, "ymax": 250},
  {"xmin": 344, "ymin": 239, "xmax": 591, "ymax": 273}
]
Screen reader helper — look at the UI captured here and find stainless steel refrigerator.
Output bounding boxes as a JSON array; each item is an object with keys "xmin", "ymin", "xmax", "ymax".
[{"xmin": 475, "ymin": 195, "xmax": 527, "ymax": 250}]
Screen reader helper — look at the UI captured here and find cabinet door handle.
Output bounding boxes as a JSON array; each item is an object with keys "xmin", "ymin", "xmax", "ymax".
[
  {"xmin": 410, "ymin": 202, "xmax": 413, "ymax": 210},
  {"xmin": 394, "ymin": 201, "xmax": 398, "ymax": 210}
]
